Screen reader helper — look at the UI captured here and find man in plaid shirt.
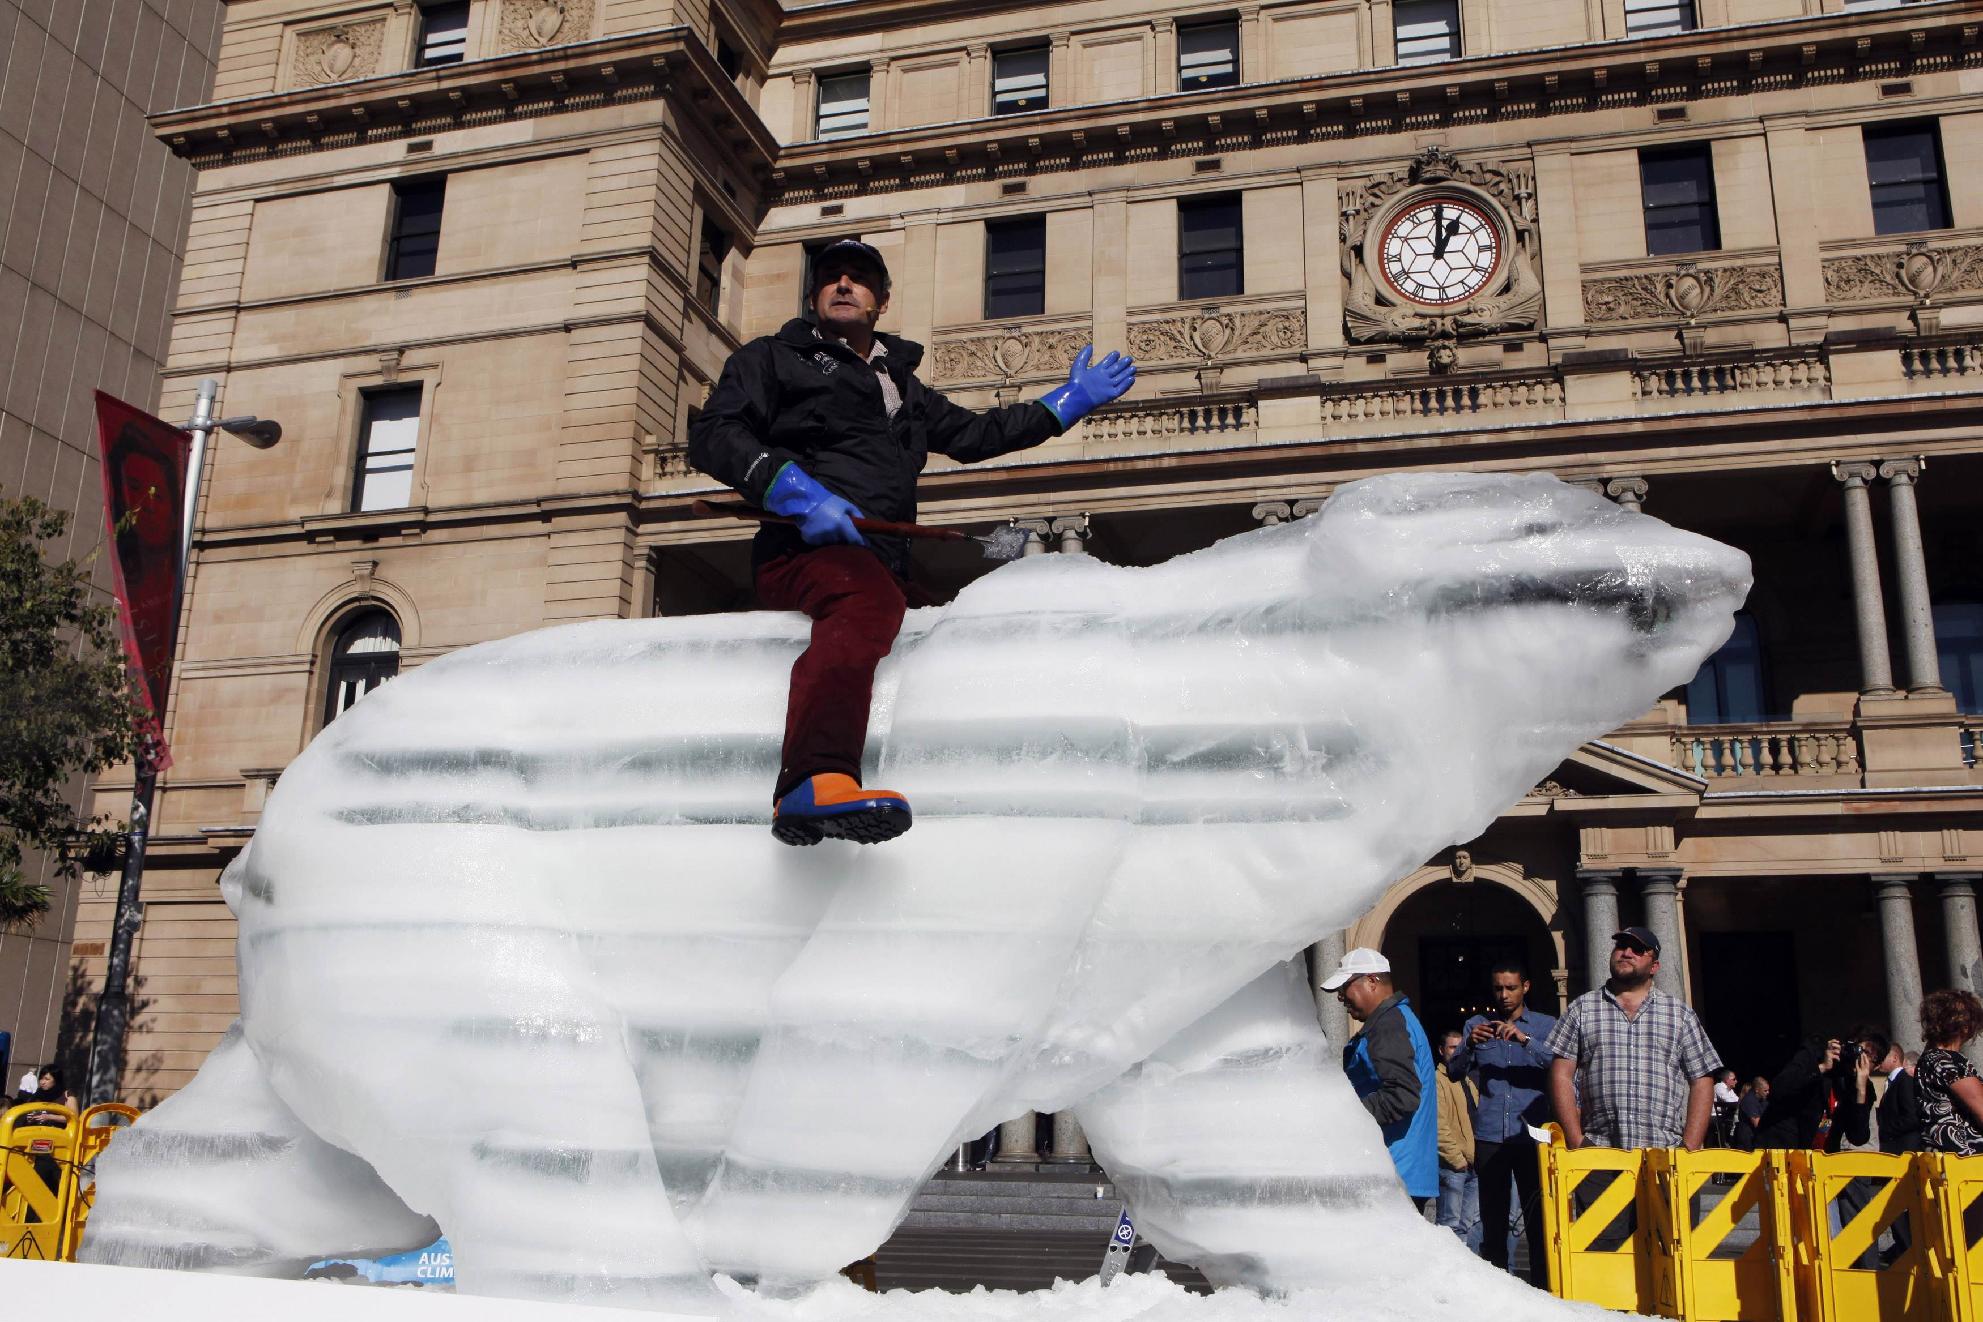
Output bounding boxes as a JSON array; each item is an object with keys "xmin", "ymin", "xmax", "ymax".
[{"xmin": 1544, "ymin": 925, "xmax": 1722, "ymax": 1150}]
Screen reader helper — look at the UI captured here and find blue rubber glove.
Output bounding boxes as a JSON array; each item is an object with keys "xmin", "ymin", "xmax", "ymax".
[
  {"xmin": 764, "ymin": 462, "xmax": 867, "ymax": 547},
  {"xmin": 1038, "ymin": 345, "xmax": 1136, "ymax": 429}
]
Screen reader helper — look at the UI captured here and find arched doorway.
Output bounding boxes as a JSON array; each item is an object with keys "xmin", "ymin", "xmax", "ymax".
[{"xmin": 1380, "ymin": 880, "xmax": 1559, "ymax": 1040}]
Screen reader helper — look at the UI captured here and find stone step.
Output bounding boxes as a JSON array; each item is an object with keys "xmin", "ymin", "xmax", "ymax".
[
  {"xmin": 873, "ymin": 1228, "xmax": 1212, "ymax": 1295},
  {"xmin": 908, "ymin": 1192, "xmax": 1120, "ymax": 1217},
  {"xmin": 898, "ymin": 1208, "xmax": 1124, "ymax": 1233},
  {"xmin": 924, "ymin": 1174, "xmax": 1116, "ymax": 1199}
]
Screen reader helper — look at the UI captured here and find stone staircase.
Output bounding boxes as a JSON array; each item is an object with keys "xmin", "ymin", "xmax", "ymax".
[{"xmin": 870, "ymin": 1168, "xmax": 1211, "ymax": 1293}]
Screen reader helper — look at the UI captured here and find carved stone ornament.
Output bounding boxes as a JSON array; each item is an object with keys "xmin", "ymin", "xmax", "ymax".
[
  {"xmin": 1822, "ymin": 241, "xmax": 1983, "ymax": 305},
  {"xmin": 1450, "ymin": 849, "xmax": 1474, "ymax": 884},
  {"xmin": 1124, "ymin": 307, "xmax": 1306, "ymax": 365},
  {"xmin": 1338, "ymin": 146, "xmax": 1543, "ymax": 345},
  {"xmin": 497, "ymin": 0, "xmax": 596, "ymax": 51},
  {"xmin": 933, "ymin": 326, "xmax": 1092, "ymax": 386},
  {"xmin": 291, "ymin": 18, "xmax": 387, "ymax": 87},
  {"xmin": 1581, "ymin": 262, "xmax": 1784, "ymax": 324}
]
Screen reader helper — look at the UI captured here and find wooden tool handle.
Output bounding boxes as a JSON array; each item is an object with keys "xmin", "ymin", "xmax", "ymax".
[{"xmin": 691, "ymin": 497, "xmax": 966, "ymax": 542}]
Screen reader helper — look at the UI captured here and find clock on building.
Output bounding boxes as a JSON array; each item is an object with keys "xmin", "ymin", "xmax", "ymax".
[{"xmin": 1377, "ymin": 197, "xmax": 1503, "ymax": 307}]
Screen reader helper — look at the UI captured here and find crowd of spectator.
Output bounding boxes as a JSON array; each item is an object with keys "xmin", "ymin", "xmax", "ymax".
[{"xmin": 1323, "ymin": 926, "xmax": 1983, "ymax": 1282}]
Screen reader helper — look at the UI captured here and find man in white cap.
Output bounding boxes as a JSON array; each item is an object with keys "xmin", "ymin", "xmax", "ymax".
[
  {"xmin": 1322, "ymin": 946, "xmax": 1439, "ymax": 1211},
  {"xmin": 12, "ymin": 1068, "xmax": 37, "ymax": 1108}
]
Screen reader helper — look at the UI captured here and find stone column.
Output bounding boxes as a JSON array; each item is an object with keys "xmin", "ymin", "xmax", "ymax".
[
  {"xmin": 1051, "ymin": 514, "xmax": 1090, "ymax": 555},
  {"xmin": 1013, "ymin": 519, "xmax": 1052, "ymax": 557},
  {"xmin": 993, "ymin": 1112, "xmax": 1040, "ymax": 1164},
  {"xmin": 1577, "ymin": 870, "xmax": 1622, "ymax": 994},
  {"xmin": 1875, "ymin": 874, "xmax": 1927, "ymax": 1054},
  {"xmin": 1605, "ymin": 477, "xmax": 1649, "ymax": 514},
  {"xmin": 1311, "ymin": 930, "xmax": 1350, "ymax": 1048},
  {"xmin": 789, "ymin": 68, "xmax": 815, "ymax": 140},
  {"xmin": 1833, "ymin": 461, "xmax": 1898, "ymax": 696},
  {"xmin": 1045, "ymin": 1110, "xmax": 1092, "ymax": 1165},
  {"xmin": 1939, "ymin": 873, "xmax": 1983, "ymax": 1066},
  {"xmin": 1048, "ymin": 33, "xmax": 1072, "ymax": 108},
  {"xmin": 1252, "ymin": 501, "xmax": 1291, "ymax": 527},
  {"xmin": 1878, "ymin": 458, "xmax": 1945, "ymax": 694},
  {"xmin": 1638, "ymin": 869, "xmax": 1687, "ymax": 1001}
]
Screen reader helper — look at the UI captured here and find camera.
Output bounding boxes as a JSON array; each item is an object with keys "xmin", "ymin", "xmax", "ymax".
[{"xmin": 1835, "ymin": 1040, "xmax": 1859, "ymax": 1072}]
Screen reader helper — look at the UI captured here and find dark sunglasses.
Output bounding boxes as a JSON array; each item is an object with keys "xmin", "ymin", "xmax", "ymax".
[{"xmin": 1612, "ymin": 940, "xmax": 1652, "ymax": 955}]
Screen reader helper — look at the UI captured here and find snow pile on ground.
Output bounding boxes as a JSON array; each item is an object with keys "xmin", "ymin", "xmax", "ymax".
[{"xmin": 8, "ymin": 1261, "xmax": 1626, "ymax": 1321}]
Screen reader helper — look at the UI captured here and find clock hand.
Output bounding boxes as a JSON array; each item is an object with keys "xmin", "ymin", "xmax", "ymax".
[
  {"xmin": 1435, "ymin": 214, "xmax": 1464, "ymax": 260},
  {"xmin": 1431, "ymin": 204, "xmax": 1448, "ymax": 259}
]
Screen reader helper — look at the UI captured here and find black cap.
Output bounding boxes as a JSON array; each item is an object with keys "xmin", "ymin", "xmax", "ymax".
[
  {"xmin": 810, "ymin": 239, "xmax": 891, "ymax": 296},
  {"xmin": 1612, "ymin": 925, "xmax": 1661, "ymax": 955}
]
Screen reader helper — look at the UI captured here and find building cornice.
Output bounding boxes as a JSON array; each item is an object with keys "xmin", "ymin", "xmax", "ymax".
[
  {"xmin": 769, "ymin": 3, "xmax": 1983, "ymax": 204},
  {"xmin": 150, "ymin": 27, "xmax": 779, "ymax": 177}
]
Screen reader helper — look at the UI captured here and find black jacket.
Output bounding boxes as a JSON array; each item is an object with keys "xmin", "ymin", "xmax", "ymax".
[
  {"xmin": 1755, "ymin": 1041, "xmax": 1873, "ymax": 1151},
  {"xmin": 1344, "ymin": 993, "xmax": 1425, "ymax": 1128},
  {"xmin": 1879, "ymin": 1070, "xmax": 1925, "ymax": 1154},
  {"xmin": 687, "ymin": 319, "xmax": 1063, "ymax": 576}
]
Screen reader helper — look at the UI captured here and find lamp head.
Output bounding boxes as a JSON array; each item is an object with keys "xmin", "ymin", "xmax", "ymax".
[{"xmin": 218, "ymin": 416, "xmax": 282, "ymax": 449}]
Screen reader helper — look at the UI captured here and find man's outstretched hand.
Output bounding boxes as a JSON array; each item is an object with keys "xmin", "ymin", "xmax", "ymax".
[
  {"xmin": 1039, "ymin": 345, "xmax": 1137, "ymax": 429},
  {"xmin": 765, "ymin": 462, "xmax": 867, "ymax": 547}
]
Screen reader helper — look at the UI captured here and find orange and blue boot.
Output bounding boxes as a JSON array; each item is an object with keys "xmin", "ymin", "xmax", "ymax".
[{"xmin": 771, "ymin": 773, "xmax": 913, "ymax": 846}]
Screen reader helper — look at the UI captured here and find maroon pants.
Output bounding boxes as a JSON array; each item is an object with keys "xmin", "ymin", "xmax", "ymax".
[{"xmin": 755, "ymin": 546, "xmax": 909, "ymax": 801}]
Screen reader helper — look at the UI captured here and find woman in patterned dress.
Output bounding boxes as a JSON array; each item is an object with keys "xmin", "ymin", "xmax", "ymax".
[{"xmin": 1917, "ymin": 988, "xmax": 1983, "ymax": 1156}]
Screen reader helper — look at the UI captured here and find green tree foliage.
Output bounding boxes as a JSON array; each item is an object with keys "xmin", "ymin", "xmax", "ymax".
[{"xmin": 0, "ymin": 495, "xmax": 148, "ymax": 929}]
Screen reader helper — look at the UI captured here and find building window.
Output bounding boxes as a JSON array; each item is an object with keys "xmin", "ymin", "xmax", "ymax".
[
  {"xmin": 816, "ymin": 69, "xmax": 870, "ymax": 139},
  {"xmin": 1864, "ymin": 121, "xmax": 1951, "ymax": 236},
  {"xmin": 1623, "ymin": 0, "xmax": 1695, "ymax": 38},
  {"xmin": 697, "ymin": 217, "xmax": 730, "ymax": 314},
  {"xmin": 1936, "ymin": 603, "xmax": 1983, "ymax": 714},
  {"xmin": 353, "ymin": 387, "xmax": 422, "ymax": 513},
  {"xmin": 323, "ymin": 610, "xmax": 401, "ymax": 726},
  {"xmin": 716, "ymin": 37, "xmax": 743, "ymax": 80},
  {"xmin": 1394, "ymin": 0, "xmax": 1460, "ymax": 66},
  {"xmin": 414, "ymin": 2, "xmax": 469, "ymax": 68},
  {"xmin": 1685, "ymin": 611, "xmax": 1766, "ymax": 724},
  {"xmin": 992, "ymin": 46, "xmax": 1049, "ymax": 115},
  {"xmin": 984, "ymin": 216, "xmax": 1046, "ymax": 318},
  {"xmin": 1179, "ymin": 193, "xmax": 1243, "ymax": 300},
  {"xmin": 1177, "ymin": 20, "xmax": 1239, "ymax": 91},
  {"xmin": 386, "ymin": 177, "xmax": 446, "ymax": 281},
  {"xmin": 1639, "ymin": 144, "xmax": 1720, "ymax": 256}
]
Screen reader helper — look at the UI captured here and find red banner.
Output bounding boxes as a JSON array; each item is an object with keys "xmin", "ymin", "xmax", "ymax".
[{"xmin": 93, "ymin": 392, "xmax": 191, "ymax": 768}]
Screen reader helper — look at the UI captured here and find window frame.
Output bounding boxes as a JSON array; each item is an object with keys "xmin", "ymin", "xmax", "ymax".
[
  {"xmin": 1863, "ymin": 120, "xmax": 1953, "ymax": 237},
  {"xmin": 696, "ymin": 215, "xmax": 731, "ymax": 315},
  {"xmin": 1639, "ymin": 143, "xmax": 1722, "ymax": 257},
  {"xmin": 991, "ymin": 44, "xmax": 1050, "ymax": 116},
  {"xmin": 1176, "ymin": 19, "xmax": 1240, "ymax": 92},
  {"xmin": 1622, "ymin": 0, "xmax": 1696, "ymax": 39},
  {"xmin": 414, "ymin": 1, "xmax": 470, "ymax": 68},
  {"xmin": 983, "ymin": 214, "xmax": 1048, "ymax": 319},
  {"xmin": 1393, "ymin": 0, "xmax": 1462, "ymax": 67},
  {"xmin": 351, "ymin": 385, "xmax": 424, "ymax": 513},
  {"xmin": 320, "ymin": 608, "xmax": 403, "ymax": 728},
  {"xmin": 385, "ymin": 176, "xmax": 446, "ymax": 281},
  {"xmin": 815, "ymin": 68, "xmax": 872, "ymax": 140},
  {"xmin": 1177, "ymin": 192, "xmax": 1244, "ymax": 301}
]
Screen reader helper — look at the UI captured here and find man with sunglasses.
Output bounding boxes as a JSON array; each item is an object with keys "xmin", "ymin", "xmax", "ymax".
[{"xmin": 1544, "ymin": 926, "xmax": 1722, "ymax": 1152}]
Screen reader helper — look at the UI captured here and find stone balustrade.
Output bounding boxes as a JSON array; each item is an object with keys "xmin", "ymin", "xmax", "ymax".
[
  {"xmin": 1963, "ymin": 715, "xmax": 1980, "ymax": 771},
  {"xmin": 1633, "ymin": 354, "xmax": 1829, "ymax": 401},
  {"xmin": 1903, "ymin": 341, "xmax": 1983, "ymax": 382},
  {"xmin": 1317, "ymin": 372, "xmax": 1563, "ymax": 424},
  {"xmin": 1672, "ymin": 721, "xmax": 1862, "ymax": 780},
  {"xmin": 1081, "ymin": 393, "xmax": 1256, "ymax": 443}
]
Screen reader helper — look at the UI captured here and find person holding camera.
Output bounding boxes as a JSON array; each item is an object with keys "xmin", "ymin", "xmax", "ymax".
[{"xmin": 1753, "ymin": 1030, "xmax": 1883, "ymax": 1152}]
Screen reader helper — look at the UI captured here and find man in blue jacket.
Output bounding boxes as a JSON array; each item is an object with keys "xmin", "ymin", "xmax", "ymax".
[
  {"xmin": 1447, "ymin": 959, "xmax": 1557, "ymax": 1284},
  {"xmin": 1324, "ymin": 947, "xmax": 1438, "ymax": 1210},
  {"xmin": 688, "ymin": 240, "xmax": 1134, "ymax": 846}
]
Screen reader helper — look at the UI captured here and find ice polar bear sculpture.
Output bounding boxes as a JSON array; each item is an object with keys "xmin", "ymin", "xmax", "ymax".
[{"xmin": 82, "ymin": 473, "xmax": 1748, "ymax": 1310}]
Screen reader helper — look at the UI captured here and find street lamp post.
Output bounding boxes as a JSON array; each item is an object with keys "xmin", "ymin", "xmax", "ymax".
[{"xmin": 86, "ymin": 378, "xmax": 280, "ymax": 1106}]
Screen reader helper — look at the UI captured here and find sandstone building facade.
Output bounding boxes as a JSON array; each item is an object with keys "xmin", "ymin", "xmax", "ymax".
[
  {"xmin": 0, "ymin": 0, "xmax": 222, "ymax": 1082},
  {"xmin": 89, "ymin": 0, "xmax": 1983, "ymax": 1136}
]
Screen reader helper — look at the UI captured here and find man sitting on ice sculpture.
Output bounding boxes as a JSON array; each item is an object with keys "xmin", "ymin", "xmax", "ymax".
[{"xmin": 80, "ymin": 471, "xmax": 1749, "ymax": 1313}]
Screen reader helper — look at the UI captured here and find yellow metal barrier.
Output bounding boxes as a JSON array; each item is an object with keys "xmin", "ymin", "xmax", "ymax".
[
  {"xmin": 1537, "ymin": 1129, "xmax": 1652, "ymax": 1312},
  {"xmin": 1786, "ymin": 1149, "xmax": 1945, "ymax": 1322},
  {"xmin": 0, "ymin": 1101, "xmax": 140, "ymax": 1262},
  {"xmin": 1644, "ymin": 1146, "xmax": 1797, "ymax": 1322},
  {"xmin": 1926, "ymin": 1154, "xmax": 1983, "ymax": 1322}
]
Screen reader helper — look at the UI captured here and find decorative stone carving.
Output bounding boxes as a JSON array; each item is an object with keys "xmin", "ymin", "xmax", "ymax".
[
  {"xmin": 497, "ymin": 0, "xmax": 596, "ymax": 51},
  {"xmin": 1339, "ymin": 146, "xmax": 1543, "ymax": 344},
  {"xmin": 1125, "ymin": 308, "xmax": 1305, "ymax": 365},
  {"xmin": 1822, "ymin": 241, "xmax": 1983, "ymax": 305},
  {"xmin": 933, "ymin": 326, "xmax": 1092, "ymax": 385},
  {"xmin": 1450, "ymin": 849, "xmax": 1475, "ymax": 884},
  {"xmin": 292, "ymin": 19, "xmax": 387, "ymax": 87},
  {"xmin": 1581, "ymin": 263, "xmax": 1783, "ymax": 324}
]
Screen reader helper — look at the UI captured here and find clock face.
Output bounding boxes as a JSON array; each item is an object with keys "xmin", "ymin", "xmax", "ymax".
[{"xmin": 1378, "ymin": 197, "xmax": 1502, "ymax": 307}]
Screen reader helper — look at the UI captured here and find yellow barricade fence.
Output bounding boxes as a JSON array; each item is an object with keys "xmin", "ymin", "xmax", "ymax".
[
  {"xmin": 0, "ymin": 1101, "xmax": 140, "ymax": 1262},
  {"xmin": 1538, "ymin": 1135, "xmax": 1983, "ymax": 1322}
]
